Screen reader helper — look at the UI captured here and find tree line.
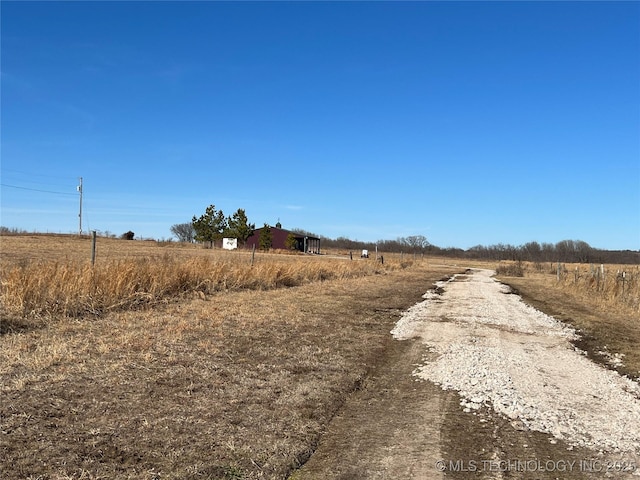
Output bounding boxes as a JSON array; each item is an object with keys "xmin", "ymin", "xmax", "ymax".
[
  {"xmin": 170, "ymin": 206, "xmax": 638, "ymax": 264},
  {"xmin": 462, "ymin": 240, "xmax": 639, "ymax": 265},
  {"xmin": 292, "ymin": 234, "xmax": 638, "ymax": 264}
]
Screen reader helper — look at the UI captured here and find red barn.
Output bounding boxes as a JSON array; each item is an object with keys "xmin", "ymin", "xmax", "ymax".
[{"xmin": 244, "ymin": 226, "xmax": 321, "ymax": 253}]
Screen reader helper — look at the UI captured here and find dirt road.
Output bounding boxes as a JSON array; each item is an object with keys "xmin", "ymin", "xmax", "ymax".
[{"xmin": 293, "ymin": 269, "xmax": 640, "ymax": 479}]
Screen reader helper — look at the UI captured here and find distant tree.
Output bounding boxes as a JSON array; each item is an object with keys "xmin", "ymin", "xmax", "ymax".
[
  {"xmin": 555, "ymin": 240, "xmax": 573, "ymax": 262},
  {"xmin": 574, "ymin": 240, "xmax": 593, "ymax": 263},
  {"xmin": 192, "ymin": 204, "xmax": 227, "ymax": 248},
  {"xmin": 285, "ymin": 232, "xmax": 298, "ymax": 250},
  {"xmin": 170, "ymin": 222, "xmax": 195, "ymax": 243},
  {"xmin": 468, "ymin": 245, "xmax": 490, "ymax": 259},
  {"xmin": 259, "ymin": 223, "xmax": 272, "ymax": 251},
  {"xmin": 377, "ymin": 238, "xmax": 402, "ymax": 252},
  {"xmin": 328, "ymin": 236, "xmax": 362, "ymax": 250},
  {"xmin": 290, "ymin": 228, "xmax": 320, "ymax": 238},
  {"xmin": 541, "ymin": 242, "xmax": 555, "ymax": 263},
  {"xmin": 522, "ymin": 241, "xmax": 542, "ymax": 261},
  {"xmin": 405, "ymin": 235, "xmax": 430, "ymax": 252},
  {"xmin": 225, "ymin": 208, "xmax": 255, "ymax": 246},
  {"xmin": 121, "ymin": 231, "xmax": 135, "ymax": 240}
]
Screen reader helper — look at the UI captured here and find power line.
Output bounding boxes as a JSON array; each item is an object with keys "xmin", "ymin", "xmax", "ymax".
[
  {"xmin": 1, "ymin": 177, "xmax": 77, "ymax": 189},
  {"xmin": 1, "ymin": 183, "xmax": 78, "ymax": 196},
  {"xmin": 1, "ymin": 169, "xmax": 77, "ymax": 190},
  {"xmin": 1, "ymin": 168, "xmax": 76, "ymax": 181}
]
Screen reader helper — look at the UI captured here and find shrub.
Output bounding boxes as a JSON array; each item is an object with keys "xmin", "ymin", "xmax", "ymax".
[{"xmin": 495, "ymin": 261, "xmax": 524, "ymax": 277}]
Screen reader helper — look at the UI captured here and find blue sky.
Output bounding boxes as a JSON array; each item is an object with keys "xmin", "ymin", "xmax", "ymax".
[{"xmin": 1, "ymin": 1, "xmax": 638, "ymax": 250}]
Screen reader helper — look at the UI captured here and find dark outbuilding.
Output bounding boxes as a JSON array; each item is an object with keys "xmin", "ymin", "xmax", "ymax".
[{"xmin": 244, "ymin": 226, "xmax": 321, "ymax": 253}]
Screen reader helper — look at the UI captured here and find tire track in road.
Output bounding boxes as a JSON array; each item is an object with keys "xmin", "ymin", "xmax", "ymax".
[{"xmin": 291, "ymin": 334, "xmax": 449, "ymax": 479}]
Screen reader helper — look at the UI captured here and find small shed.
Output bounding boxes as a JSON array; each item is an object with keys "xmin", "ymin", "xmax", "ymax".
[{"xmin": 222, "ymin": 238, "xmax": 238, "ymax": 250}]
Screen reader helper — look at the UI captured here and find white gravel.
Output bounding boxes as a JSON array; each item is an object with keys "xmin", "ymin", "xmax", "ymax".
[{"xmin": 392, "ymin": 269, "xmax": 640, "ymax": 458}]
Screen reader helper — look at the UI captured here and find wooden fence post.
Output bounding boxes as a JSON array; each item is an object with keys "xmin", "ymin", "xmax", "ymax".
[{"xmin": 91, "ymin": 230, "xmax": 97, "ymax": 266}]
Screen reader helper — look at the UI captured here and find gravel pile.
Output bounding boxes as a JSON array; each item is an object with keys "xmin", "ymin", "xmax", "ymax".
[{"xmin": 392, "ymin": 269, "xmax": 640, "ymax": 458}]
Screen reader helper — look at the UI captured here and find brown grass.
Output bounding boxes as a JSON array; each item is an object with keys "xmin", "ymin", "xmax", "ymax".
[
  {"xmin": 1, "ymin": 234, "xmax": 415, "ymax": 322},
  {"xmin": 555, "ymin": 263, "xmax": 640, "ymax": 314},
  {"xmin": 496, "ymin": 260, "xmax": 640, "ymax": 316},
  {"xmin": 3, "ymin": 235, "xmax": 637, "ymax": 479},
  {"xmin": 0, "ymin": 234, "xmax": 461, "ymax": 479},
  {"xmin": 1, "ymin": 256, "xmax": 388, "ymax": 319}
]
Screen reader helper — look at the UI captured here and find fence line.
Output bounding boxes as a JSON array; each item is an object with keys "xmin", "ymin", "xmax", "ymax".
[{"xmin": 553, "ymin": 263, "xmax": 639, "ymax": 312}]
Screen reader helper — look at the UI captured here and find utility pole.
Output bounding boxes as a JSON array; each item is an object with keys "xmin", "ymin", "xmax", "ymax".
[{"xmin": 77, "ymin": 177, "xmax": 83, "ymax": 235}]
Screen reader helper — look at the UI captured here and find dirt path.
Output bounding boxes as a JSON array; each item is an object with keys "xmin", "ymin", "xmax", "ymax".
[
  {"xmin": 290, "ymin": 332, "xmax": 449, "ymax": 480},
  {"xmin": 292, "ymin": 268, "xmax": 640, "ymax": 479}
]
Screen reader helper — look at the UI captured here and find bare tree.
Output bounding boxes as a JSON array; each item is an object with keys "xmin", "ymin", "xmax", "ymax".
[
  {"xmin": 405, "ymin": 235, "xmax": 430, "ymax": 252},
  {"xmin": 170, "ymin": 223, "xmax": 195, "ymax": 243}
]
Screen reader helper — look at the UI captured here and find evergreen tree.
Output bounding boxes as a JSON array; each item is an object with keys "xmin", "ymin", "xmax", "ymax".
[
  {"xmin": 259, "ymin": 223, "xmax": 272, "ymax": 251},
  {"xmin": 192, "ymin": 204, "xmax": 227, "ymax": 248},
  {"xmin": 285, "ymin": 232, "xmax": 298, "ymax": 251},
  {"xmin": 226, "ymin": 208, "xmax": 255, "ymax": 245}
]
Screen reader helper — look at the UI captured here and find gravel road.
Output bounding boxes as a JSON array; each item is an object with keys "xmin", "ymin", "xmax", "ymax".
[{"xmin": 392, "ymin": 269, "xmax": 640, "ymax": 468}]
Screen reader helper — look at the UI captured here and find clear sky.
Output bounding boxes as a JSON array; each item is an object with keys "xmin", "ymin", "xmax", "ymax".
[{"xmin": 1, "ymin": 1, "xmax": 639, "ymax": 250}]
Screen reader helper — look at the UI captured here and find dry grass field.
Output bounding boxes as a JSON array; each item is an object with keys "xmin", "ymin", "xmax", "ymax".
[
  {"xmin": 498, "ymin": 260, "xmax": 640, "ymax": 313},
  {"xmin": 0, "ymin": 234, "xmax": 410, "ymax": 323},
  {"xmin": 0, "ymin": 234, "xmax": 460, "ymax": 479},
  {"xmin": 2, "ymin": 234, "xmax": 638, "ymax": 479}
]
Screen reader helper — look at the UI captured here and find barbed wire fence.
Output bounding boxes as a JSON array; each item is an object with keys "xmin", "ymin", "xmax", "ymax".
[{"xmin": 555, "ymin": 262, "xmax": 640, "ymax": 313}]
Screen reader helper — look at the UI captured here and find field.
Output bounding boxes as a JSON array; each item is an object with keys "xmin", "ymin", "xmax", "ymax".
[
  {"xmin": 0, "ymin": 234, "xmax": 460, "ymax": 479},
  {"xmin": 0, "ymin": 235, "xmax": 414, "ymax": 322},
  {"xmin": 1, "ymin": 234, "xmax": 639, "ymax": 479}
]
